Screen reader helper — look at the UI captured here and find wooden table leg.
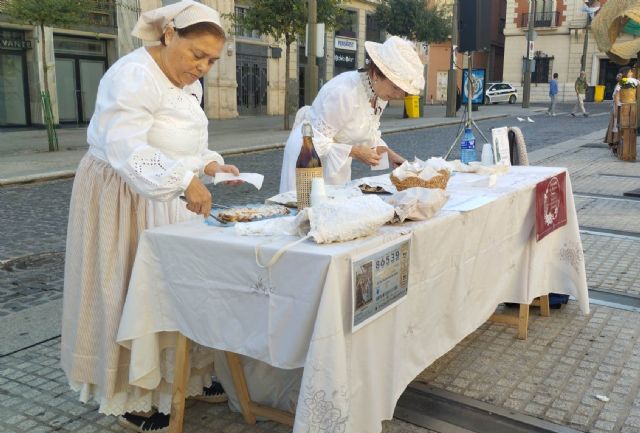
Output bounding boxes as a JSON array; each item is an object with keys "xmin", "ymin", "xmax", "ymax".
[
  {"xmin": 169, "ymin": 333, "xmax": 190, "ymax": 433},
  {"xmin": 224, "ymin": 351, "xmax": 294, "ymax": 427},
  {"xmin": 539, "ymin": 295, "xmax": 550, "ymax": 317},
  {"xmin": 517, "ymin": 303, "xmax": 529, "ymax": 340},
  {"xmin": 225, "ymin": 351, "xmax": 257, "ymax": 424}
]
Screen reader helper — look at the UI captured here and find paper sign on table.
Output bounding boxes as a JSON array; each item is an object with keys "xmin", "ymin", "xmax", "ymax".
[
  {"xmin": 352, "ymin": 237, "xmax": 411, "ymax": 332},
  {"xmin": 214, "ymin": 172, "xmax": 264, "ymax": 190},
  {"xmin": 535, "ymin": 171, "xmax": 567, "ymax": 241},
  {"xmin": 491, "ymin": 127, "xmax": 511, "ymax": 166}
]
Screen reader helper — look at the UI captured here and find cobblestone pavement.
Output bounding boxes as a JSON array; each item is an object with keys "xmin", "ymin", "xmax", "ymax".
[
  {"xmin": 0, "ymin": 339, "xmax": 436, "ymax": 433},
  {"xmin": 0, "ymin": 253, "xmax": 64, "ymax": 317},
  {"xmin": 417, "ymin": 303, "xmax": 640, "ymax": 433},
  {"xmin": 574, "ymin": 196, "xmax": 640, "ymax": 234},
  {"xmin": 582, "ymin": 233, "xmax": 640, "ymax": 297}
]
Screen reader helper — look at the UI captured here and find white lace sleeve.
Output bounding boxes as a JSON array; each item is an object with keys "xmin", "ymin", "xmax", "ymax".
[
  {"xmin": 307, "ymin": 83, "xmax": 355, "ymax": 175},
  {"xmin": 100, "ymin": 64, "xmax": 194, "ymax": 201}
]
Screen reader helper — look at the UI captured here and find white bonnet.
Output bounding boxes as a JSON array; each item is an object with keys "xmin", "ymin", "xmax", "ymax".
[
  {"xmin": 132, "ymin": 0, "xmax": 223, "ymax": 42},
  {"xmin": 365, "ymin": 36, "xmax": 425, "ymax": 95}
]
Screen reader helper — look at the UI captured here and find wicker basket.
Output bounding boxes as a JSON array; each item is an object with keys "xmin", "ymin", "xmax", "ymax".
[
  {"xmin": 390, "ymin": 169, "xmax": 450, "ymax": 191},
  {"xmin": 620, "ymin": 87, "xmax": 637, "ymax": 104},
  {"xmin": 296, "ymin": 167, "xmax": 323, "ymax": 210}
]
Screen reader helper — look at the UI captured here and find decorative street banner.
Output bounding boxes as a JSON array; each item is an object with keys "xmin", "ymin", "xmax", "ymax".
[
  {"xmin": 462, "ymin": 68, "xmax": 486, "ymax": 104},
  {"xmin": 352, "ymin": 237, "xmax": 410, "ymax": 332},
  {"xmin": 535, "ymin": 172, "xmax": 567, "ymax": 241}
]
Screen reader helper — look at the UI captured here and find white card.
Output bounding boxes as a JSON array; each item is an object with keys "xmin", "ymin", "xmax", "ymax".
[
  {"xmin": 491, "ymin": 127, "xmax": 511, "ymax": 166},
  {"xmin": 213, "ymin": 172, "xmax": 264, "ymax": 190},
  {"xmin": 371, "ymin": 150, "xmax": 390, "ymax": 171}
]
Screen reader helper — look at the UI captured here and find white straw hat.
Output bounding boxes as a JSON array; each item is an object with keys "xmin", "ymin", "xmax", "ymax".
[
  {"xmin": 132, "ymin": 0, "xmax": 223, "ymax": 42},
  {"xmin": 364, "ymin": 36, "xmax": 425, "ymax": 95}
]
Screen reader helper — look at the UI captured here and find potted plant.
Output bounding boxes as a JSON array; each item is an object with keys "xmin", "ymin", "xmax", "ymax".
[{"xmin": 618, "ymin": 76, "xmax": 639, "ymax": 103}]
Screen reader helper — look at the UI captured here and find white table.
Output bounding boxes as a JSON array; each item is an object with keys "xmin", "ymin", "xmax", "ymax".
[{"xmin": 117, "ymin": 166, "xmax": 589, "ymax": 433}]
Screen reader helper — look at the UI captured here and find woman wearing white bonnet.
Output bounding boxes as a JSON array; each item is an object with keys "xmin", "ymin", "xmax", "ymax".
[
  {"xmin": 61, "ymin": 1, "xmax": 241, "ymax": 431},
  {"xmin": 279, "ymin": 36, "xmax": 425, "ymax": 192}
]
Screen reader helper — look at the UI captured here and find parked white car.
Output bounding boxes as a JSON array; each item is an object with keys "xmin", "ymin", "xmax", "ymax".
[{"xmin": 485, "ymin": 82, "xmax": 518, "ymax": 104}]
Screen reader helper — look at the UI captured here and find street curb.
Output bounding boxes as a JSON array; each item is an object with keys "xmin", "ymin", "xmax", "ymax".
[
  {"xmin": 0, "ymin": 170, "xmax": 76, "ymax": 187},
  {"xmin": 0, "ymin": 110, "xmax": 543, "ymax": 186}
]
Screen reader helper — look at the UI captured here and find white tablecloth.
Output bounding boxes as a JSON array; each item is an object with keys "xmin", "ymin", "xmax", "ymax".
[{"xmin": 117, "ymin": 166, "xmax": 589, "ymax": 433}]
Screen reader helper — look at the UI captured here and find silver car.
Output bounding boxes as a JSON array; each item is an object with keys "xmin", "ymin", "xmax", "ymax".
[{"xmin": 485, "ymin": 82, "xmax": 518, "ymax": 104}]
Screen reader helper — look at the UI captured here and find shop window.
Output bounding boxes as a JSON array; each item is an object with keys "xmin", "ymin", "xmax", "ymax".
[
  {"xmin": 335, "ymin": 9, "xmax": 357, "ymax": 39},
  {"xmin": 522, "ymin": 53, "xmax": 554, "ymax": 84},
  {"xmin": 366, "ymin": 14, "xmax": 384, "ymax": 42},
  {"xmin": 235, "ymin": 6, "xmax": 261, "ymax": 39}
]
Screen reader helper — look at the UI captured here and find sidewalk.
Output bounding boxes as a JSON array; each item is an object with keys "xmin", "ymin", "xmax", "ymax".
[{"xmin": 0, "ymin": 103, "xmax": 546, "ymax": 186}]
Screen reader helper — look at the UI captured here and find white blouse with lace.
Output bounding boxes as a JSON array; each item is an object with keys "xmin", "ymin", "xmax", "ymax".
[
  {"xmin": 279, "ymin": 71, "xmax": 389, "ymax": 193},
  {"xmin": 87, "ymin": 47, "xmax": 224, "ymax": 202}
]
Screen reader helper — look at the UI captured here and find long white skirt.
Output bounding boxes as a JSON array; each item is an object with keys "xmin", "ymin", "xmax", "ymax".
[{"xmin": 61, "ymin": 153, "xmax": 215, "ymax": 415}]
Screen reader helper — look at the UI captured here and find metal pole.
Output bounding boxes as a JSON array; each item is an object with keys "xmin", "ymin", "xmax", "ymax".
[
  {"xmin": 522, "ymin": 0, "xmax": 535, "ymax": 108},
  {"xmin": 308, "ymin": 0, "xmax": 319, "ymax": 103},
  {"xmin": 446, "ymin": 0, "xmax": 459, "ymax": 117},
  {"xmin": 580, "ymin": 16, "xmax": 590, "ymax": 73}
]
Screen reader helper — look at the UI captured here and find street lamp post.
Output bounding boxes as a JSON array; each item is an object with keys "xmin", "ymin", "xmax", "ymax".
[
  {"xmin": 446, "ymin": 0, "xmax": 459, "ymax": 117},
  {"xmin": 580, "ymin": 16, "xmax": 591, "ymax": 73},
  {"xmin": 522, "ymin": 0, "xmax": 536, "ymax": 108},
  {"xmin": 307, "ymin": 0, "xmax": 319, "ymax": 103}
]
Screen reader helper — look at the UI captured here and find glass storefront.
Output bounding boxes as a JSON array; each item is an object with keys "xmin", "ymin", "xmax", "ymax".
[
  {"xmin": 54, "ymin": 35, "xmax": 107, "ymax": 124},
  {"xmin": 0, "ymin": 30, "xmax": 30, "ymax": 127}
]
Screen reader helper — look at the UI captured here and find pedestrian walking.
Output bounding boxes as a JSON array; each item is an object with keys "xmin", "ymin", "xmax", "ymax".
[
  {"xmin": 547, "ymin": 73, "xmax": 559, "ymax": 115},
  {"xmin": 571, "ymin": 71, "xmax": 589, "ymax": 117}
]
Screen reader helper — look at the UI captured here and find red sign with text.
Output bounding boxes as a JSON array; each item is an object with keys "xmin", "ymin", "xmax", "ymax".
[{"xmin": 535, "ymin": 172, "xmax": 567, "ymax": 241}]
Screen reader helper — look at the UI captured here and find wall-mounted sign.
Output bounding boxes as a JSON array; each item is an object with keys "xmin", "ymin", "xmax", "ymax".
[
  {"xmin": 0, "ymin": 39, "xmax": 32, "ymax": 50},
  {"xmin": 335, "ymin": 36, "xmax": 357, "ymax": 51},
  {"xmin": 334, "ymin": 50, "xmax": 356, "ymax": 69}
]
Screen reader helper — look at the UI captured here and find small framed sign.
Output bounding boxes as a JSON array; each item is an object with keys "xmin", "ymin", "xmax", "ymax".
[
  {"xmin": 535, "ymin": 172, "xmax": 567, "ymax": 241},
  {"xmin": 352, "ymin": 237, "xmax": 411, "ymax": 332},
  {"xmin": 491, "ymin": 127, "xmax": 511, "ymax": 166}
]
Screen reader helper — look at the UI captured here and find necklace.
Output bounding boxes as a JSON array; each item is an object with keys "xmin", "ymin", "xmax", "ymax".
[{"xmin": 362, "ymin": 72, "xmax": 382, "ymax": 115}]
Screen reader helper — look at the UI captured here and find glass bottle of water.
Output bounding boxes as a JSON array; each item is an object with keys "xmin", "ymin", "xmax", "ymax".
[{"xmin": 460, "ymin": 128, "xmax": 477, "ymax": 164}]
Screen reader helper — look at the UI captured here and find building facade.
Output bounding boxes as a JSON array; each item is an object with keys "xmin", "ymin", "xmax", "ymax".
[
  {"xmin": 503, "ymin": 0, "xmax": 636, "ymax": 103},
  {"xmin": 425, "ymin": 0, "xmax": 507, "ymax": 105},
  {"xmin": 0, "ymin": 0, "xmax": 393, "ymax": 128}
]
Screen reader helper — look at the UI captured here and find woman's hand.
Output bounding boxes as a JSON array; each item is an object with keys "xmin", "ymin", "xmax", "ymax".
[
  {"xmin": 350, "ymin": 144, "xmax": 381, "ymax": 166},
  {"xmin": 184, "ymin": 176, "xmax": 212, "ymax": 217},
  {"xmin": 385, "ymin": 148, "xmax": 406, "ymax": 168},
  {"xmin": 204, "ymin": 162, "xmax": 243, "ymax": 185}
]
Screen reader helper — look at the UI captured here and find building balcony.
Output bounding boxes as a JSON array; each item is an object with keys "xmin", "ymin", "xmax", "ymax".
[{"xmin": 519, "ymin": 11, "xmax": 561, "ymax": 28}]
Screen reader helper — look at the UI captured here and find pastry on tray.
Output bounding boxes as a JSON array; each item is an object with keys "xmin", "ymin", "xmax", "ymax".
[
  {"xmin": 359, "ymin": 184, "xmax": 388, "ymax": 194},
  {"xmin": 216, "ymin": 204, "xmax": 290, "ymax": 223}
]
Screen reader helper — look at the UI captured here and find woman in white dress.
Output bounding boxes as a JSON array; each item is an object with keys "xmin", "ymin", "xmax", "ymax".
[
  {"xmin": 61, "ymin": 1, "xmax": 238, "ymax": 431},
  {"xmin": 279, "ymin": 36, "xmax": 425, "ymax": 193}
]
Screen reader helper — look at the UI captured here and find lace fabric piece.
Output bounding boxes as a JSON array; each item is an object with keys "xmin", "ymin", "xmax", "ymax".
[{"xmin": 297, "ymin": 195, "xmax": 395, "ymax": 244}]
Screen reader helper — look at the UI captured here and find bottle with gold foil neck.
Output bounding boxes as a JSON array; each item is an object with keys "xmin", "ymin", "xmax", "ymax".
[{"xmin": 295, "ymin": 121, "xmax": 323, "ymax": 209}]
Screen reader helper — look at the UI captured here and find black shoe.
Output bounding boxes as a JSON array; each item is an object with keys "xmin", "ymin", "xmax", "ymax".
[
  {"xmin": 570, "ymin": 113, "xmax": 576, "ymax": 117},
  {"xmin": 583, "ymin": 113, "xmax": 589, "ymax": 117},
  {"xmin": 190, "ymin": 380, "xmax": 228, "ymax": 404},
  {"xmin": 117, "ymin": 412, "xmax": 170, "ymax": 432}
]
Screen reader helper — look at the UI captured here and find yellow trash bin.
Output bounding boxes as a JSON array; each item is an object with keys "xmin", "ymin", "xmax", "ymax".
[
  {"xmin": 594, "ymin": 85, "xmax": 605, "ymax": 103},
  {"xmin": 404, "ymin": 95, "xmax": 420, "ymax": 118}
]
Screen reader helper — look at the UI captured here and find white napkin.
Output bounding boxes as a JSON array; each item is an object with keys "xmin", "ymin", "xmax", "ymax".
[{"xmin": 214, "ymin": 172, "xmax": 264, "ymax": 189}]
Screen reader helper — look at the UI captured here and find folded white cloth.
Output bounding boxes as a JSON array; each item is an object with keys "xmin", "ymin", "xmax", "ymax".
[
  {"xmin": 392, "ymin": 157, "xmax": 453, "ymax": 181},
  {"xmin": 234, "ymin": 216, "xmax": 298, "ymax": 236},
  {"xmin": 385, "ymin": 187, "xmax": 449, "ymax": 223},
  {"xmin": 297, "ymin": 196, "xmax": 395, "ymax": 244}
]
